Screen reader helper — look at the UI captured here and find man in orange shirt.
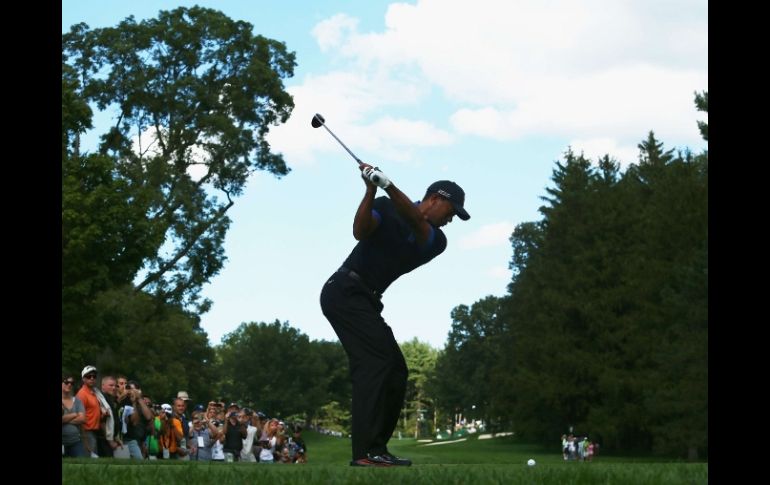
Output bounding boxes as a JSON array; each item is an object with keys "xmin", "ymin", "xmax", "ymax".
[{"xmin": 75, "ymin": 365, "xmax": 102, "ymax": 457}]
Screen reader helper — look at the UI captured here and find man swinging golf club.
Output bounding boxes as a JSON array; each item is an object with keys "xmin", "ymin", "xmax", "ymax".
[{"xmin": 320, "ymin": 156, "xmax": 470, "ymax": 467}]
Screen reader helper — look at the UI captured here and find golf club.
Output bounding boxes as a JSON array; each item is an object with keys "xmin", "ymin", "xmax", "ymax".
[
  {"xmin": 312, "ymin": 113, "xmax": 383, "ymax": 185},
  {"xmin": 311, "ymin": 113, "xmax": 364, "ymax": 165}
]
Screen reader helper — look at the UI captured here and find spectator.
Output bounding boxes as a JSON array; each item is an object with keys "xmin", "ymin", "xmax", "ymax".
[
  {"xmin": 258, "ymin": 438, "xmax": 274, "ymax": 463},
  {"xmin": 61, "ymin": 373, "xmax": 86, "ymax": 457},
  {"xmin": 122, "ymin": 381, "xmax": 153, "ymax": 459},
  {"xmin": 159, "ymin": 403, "xmax": 183, "ymax": 459},
  {"xmin": 115, "ymin": 375, "xmax": 128, "ymax": 403},
  {"xmin": 144, "ymin": 403, "xmax": 162, "ymax": 460},
  {"xmin": 76, "ymin": 365, "xmax": 102, "ymax": 458},
  {"xmin": 240, "ymin": 408, "xmax": 258, "ymax": 462},
  {"xmin": 210, "ymin": 420, "xmax": 226, "ymax": 462},
  {"xmin": 222, "ymin": 411, "xmax": 245, "ymax": 461},
  {"xmin": 290, "ymin": 427, "xmax": 307, "ymax": 463},
  {"xmin": 97, "ymin": 375, "xmax": 121, "ymax": 457},
  {"xmin": 189, "ymin": 411, "xmax": 217, "ymax": 461},
  {"xmin": 172, "ymin": 398, "xmax": 190, "ymax": 459}
]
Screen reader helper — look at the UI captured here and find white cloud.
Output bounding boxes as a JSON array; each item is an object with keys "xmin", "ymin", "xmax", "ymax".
[
  {"xmin": 267, "ymin": 72, "xmax": 443, "ymax": 165},
  {"xmin": 459, "ymin": 222, "xmax": 515, "ymax": 250},
  {"xmin": 567, "ymin": 137, "xmax": 639, "ymax": 167},
  {"xmin": 311, "ymin": 13, "xmax": 359, "ymax": 52},
  {"xmin": 449, "ymin": 63, "xmax": 706, "ymax": 146},
  {"xmin": 270, "ymin": 0, "xmax": 707, "ymax": 166}
]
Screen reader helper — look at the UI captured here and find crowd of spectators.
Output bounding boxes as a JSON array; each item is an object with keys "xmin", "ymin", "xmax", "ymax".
[
  {"xmin": 62, "ymin": 365, "xmax": 309, "ymax": 463},
  {"xmin": 561, "ymin": 433, "xmax": 597, "ymax": 461}
]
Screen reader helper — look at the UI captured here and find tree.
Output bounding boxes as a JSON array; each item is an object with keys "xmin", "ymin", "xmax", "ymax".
[
  {"xmin": 400, "ymin": 338, "xmax": 439, "ymax": 437},
  {"xmin": 62, "ymin": 6, "xmax": 296, "ymax": 365},
  {"xmin": 489, "ymin": 124, "xmax": 707, "ymax": 457},
  {"xmin": 215, "ymin": 321, "xmax": 346, "ymax": 420},
  {"xmin": 694, "ymin": 91, "xmax": 708, "ymax": 141},
  {"xmin": 430, "ymin": 296, "xmax": 506, "ymax": 432}
]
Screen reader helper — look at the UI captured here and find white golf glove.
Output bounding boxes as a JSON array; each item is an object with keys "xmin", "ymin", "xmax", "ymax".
[{"xmin": 362, "ymin": 166, "xmax": 392, "ymax": 189}]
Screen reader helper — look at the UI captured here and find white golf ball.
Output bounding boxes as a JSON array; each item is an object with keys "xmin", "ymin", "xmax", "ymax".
[{"xmin": 527, "ymin": 458, "xmax": 536, "ymax": 466}]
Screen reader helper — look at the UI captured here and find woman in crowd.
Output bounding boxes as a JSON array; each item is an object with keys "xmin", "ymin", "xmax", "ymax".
[{"xmin": 61, "ymin": 373, "xmax": 86, "ymax": 457}]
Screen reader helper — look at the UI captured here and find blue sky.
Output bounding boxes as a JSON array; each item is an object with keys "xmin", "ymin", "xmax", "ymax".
[{"xmin": 62, "ymin": 0, "xmax": 708, "ymax": 348}]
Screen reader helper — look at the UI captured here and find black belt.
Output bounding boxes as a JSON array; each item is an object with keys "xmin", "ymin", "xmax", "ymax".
[{"xmin": 338, "ymin": 267, "xmax": 382, "ymax": 299}]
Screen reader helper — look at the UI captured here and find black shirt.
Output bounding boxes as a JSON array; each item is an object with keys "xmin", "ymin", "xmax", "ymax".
[{"xmin": 342, "ymin": 196, "xmax": 447, "ymax": 294}]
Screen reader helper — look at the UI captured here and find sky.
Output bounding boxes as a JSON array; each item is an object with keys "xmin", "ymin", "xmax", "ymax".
[{"xmin": 62, "ymin": 0, "xmax": 708, "ymax": 349}]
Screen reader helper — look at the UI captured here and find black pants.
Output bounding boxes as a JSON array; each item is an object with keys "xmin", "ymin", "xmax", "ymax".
[{"xmin": 320, "ymin": 271, "xmax": 408, "ymax": 461}]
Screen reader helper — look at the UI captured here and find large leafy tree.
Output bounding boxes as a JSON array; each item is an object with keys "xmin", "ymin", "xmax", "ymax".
[
  {"xmin": 430, "ymin": 296, "xmax": 506, "ymax": 431},
  {"xmin": 62, "ymin": 7, "xmax": 296, "ymax": 369},
  {"xmin": 216, "ymin": 321, "xmax": 347, "ymax": 420},
  {"xmin": 400, "ymin": 338, "xmax": 439, "ymax": 437}
]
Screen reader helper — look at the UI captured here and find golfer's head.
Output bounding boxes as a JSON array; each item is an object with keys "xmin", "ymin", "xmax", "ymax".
[{"xmin": 423, "ymin": 180, "xmax": 470, "ymax": 226}]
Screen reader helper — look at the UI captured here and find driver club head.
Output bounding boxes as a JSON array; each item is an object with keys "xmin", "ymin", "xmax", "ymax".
[{"xmin": 311, "ymin": 113, "xmax": 325, "ymax": 128}]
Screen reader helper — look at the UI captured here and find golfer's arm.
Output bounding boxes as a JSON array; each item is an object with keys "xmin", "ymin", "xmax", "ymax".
[
  {"xmin": 385, "ymin": 184, "xmax": 431, "ymax": 244},
  {"xmin": 353, "ymin": 185, "xmax": 379, "ymax": 240}
]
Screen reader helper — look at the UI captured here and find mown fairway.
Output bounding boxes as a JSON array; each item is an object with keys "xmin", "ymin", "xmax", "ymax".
[{"xmin": 62, "ymin": 432, "xmax": 707, "ymax": 484}]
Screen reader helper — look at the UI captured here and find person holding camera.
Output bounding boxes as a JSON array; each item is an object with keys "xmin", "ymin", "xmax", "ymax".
[
  {"xmin": 240, "ymin": 408, "xmax": 258, "ymax": 462},
  {"xmin": 189, "ymin": 411, "xmax": 218, "ymax": 461},
  {"xmin": 122, "ymin": 380, "xmax": 153, "ymax": 459},
  {"xmin": 222, "ymin": 411, "xmax": 246, "ymax": 461}
]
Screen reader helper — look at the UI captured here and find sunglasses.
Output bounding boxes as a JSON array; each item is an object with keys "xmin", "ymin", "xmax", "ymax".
[
  {"xmin": 63, "ymin": 380, "xmax": 75, "ymax": 385},
  {"xmin": 84, "ymin": 374, "xmax": 97, "ymax": 379}
]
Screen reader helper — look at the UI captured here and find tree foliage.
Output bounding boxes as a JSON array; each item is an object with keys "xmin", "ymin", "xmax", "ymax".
[
  {"xmin": 430, "ymin": 296, "xmax": 507, "ymax": 430},
  {"xmin": 62, "ymin": 7, "xmax": 296, "ymax": 375},
  {"xmin": 215, "ymin": 321, "xmax": 349, "ymax": 422},
  {"xmin": 400, "ymin": 338, "xmax": 439, "ymax": 437},
  {"xmin": 429, "ymin": 92, "xmax": 708, "ymax": 458}
]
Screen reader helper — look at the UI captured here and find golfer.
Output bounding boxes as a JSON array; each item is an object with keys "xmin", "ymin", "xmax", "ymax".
[{"xmin": 320, "ymin": 162, "xmax": 470, "ymax": 467}]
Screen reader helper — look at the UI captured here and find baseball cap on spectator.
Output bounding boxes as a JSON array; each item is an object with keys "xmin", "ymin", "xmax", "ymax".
[
  {"xmin": 227, "ymin": 402, "xmax": 240, "ymax": 409},
  {"xmin": 228, "ymin": 411, "xmax": 239, "ymax": 419},
  {"xmin": 193, "ymin": 403, "xmax": 205, "ymax": 412},
  {"xmin": 256, "ymin": 411, "xmax": 267, "ymax": 419},
  {"xmin": 81, "ymin": 365, "xmax": 98, "ymax": 378},
  {"xmin": 161, "ymin": 403, "xmax": 173, "ymax": 413},
  {"xmin": 177, "ymin": 391, "xmax": 191, "ymax": 401},
  {"xmin": 242, "ymin": 407, "xmax": 254, "ymax": 416}
]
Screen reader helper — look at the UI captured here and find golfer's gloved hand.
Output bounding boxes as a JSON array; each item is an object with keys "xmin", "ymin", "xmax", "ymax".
[{"xmin": 362, "ymin": 166, "xmax": 392, "ymax": 189}]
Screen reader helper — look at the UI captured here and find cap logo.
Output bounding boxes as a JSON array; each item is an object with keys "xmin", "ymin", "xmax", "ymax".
[{"xmin": 437, "ymin": 189, "xmax": 452, "ymax": 198}]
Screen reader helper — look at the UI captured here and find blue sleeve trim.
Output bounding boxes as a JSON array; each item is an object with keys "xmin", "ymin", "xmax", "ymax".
[
  {"xmin": 425, "ymin": 225, "xmax": 435, "ymax": 247},
  {"xmin": 408, "ymin": 225, "xmax": 436, "ymax": 249},
  {"xmin": 372, "ymin": 209, "xmax": 382, "ymax": 224}
]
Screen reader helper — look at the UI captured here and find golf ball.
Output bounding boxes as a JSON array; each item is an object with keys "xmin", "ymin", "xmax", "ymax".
[{"xmin": 527, "ymin": 459, "xmax": 536, "ymax": 466}]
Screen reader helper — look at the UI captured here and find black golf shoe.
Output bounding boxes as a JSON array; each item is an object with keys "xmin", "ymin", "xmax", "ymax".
[
  {"xmin": 350, "ymin": 457, "xmax": 393, "ymax": 467},
  {"xmin": 367, "ymin": 452, "xmax": 412, "ymax": 466}
]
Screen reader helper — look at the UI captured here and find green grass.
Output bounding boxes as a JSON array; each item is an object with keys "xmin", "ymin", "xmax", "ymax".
[{"xmin": 62, "ymin": 431, "xmax": 708, "ymax": 484}]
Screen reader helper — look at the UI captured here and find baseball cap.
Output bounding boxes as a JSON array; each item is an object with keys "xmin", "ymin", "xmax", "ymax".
[
  {"xmin": 227, "ymin": 402, "xmax": 240, "ymax": 409},
  {"xmin": 425, "ymin": 180, "xmax": 470, "ymax": 220},
  {"xmin": 81, "ymin": 365, "xmax": 98, "ymax": 378},
  {"xmin": 177, "ymin": 391, "xmax": 190, "ymax": 401},
  {"xmin": 193, "ymin": 403, "xmax": 206, "ymax": 412},
  {"xmin": 161, "ymin": 403, "xmax": 173, "ymax": 413}
]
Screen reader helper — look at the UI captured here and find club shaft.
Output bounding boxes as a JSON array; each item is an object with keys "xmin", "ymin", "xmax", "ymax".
[{"xmin": 322, "ymin": 125, "xmax": 362, "ymax": 165}]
